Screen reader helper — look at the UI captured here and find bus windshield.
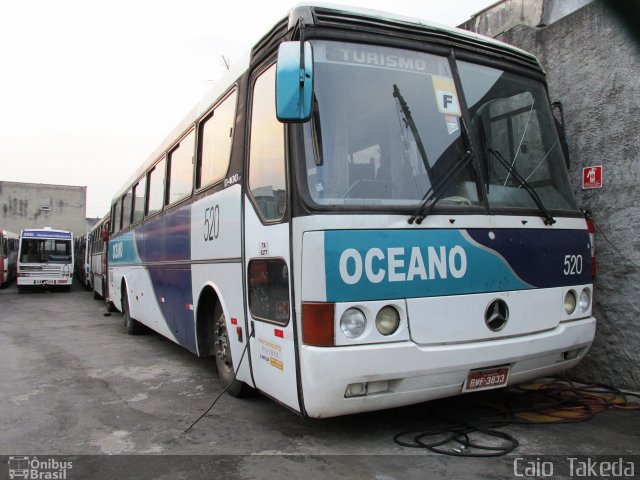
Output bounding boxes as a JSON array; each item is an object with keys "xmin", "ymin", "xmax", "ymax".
[
  {"xmin": 20, "ymin": 239, "xmax": 72, "ymax": 264},
  {"xmin": 302, "ymin": 40, "xmax": 578, "ymax": 213}
]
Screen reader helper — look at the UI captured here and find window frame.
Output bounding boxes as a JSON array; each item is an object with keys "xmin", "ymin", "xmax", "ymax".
[
  {"xmin": 166, "ymin": 127, "xmax": 196, "ymax": 208},
  {"xmin": 145, "ymin": 156, "xmax": 166, "ymax": 219},
  {"xmin": 196, "ymin": 88, "xmax": 238, "ymax": 192},
  {"xmin": 121, "ymin": 188, "xmax": 134, "ymax": 230},
  {"xmin": 131, "ymin": 176, "xmax": 147, "ymax": 226},
  {"xmin": 246, "ymin": 61, "xmax": 289, "ymax": 225}
]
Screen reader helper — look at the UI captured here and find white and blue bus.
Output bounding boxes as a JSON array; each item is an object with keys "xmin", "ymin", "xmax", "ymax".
[
  {"xmin": 107, "ymin": 4, "xmax": 595, "ymax": 418},
  {"xmin": 17, "ymin": 228, "xmax": 74, "ymax": 292}
]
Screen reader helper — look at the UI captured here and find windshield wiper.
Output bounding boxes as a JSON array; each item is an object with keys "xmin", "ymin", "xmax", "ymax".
[
  {"xmin": 488, "ymin": 148, "xmax": 556, "ymax": 225},
  {"xmin": 408, "ymin": 118, "xmax": 474, "ymax": 224},
  {"xmin": 393, "ymin": 84, "xmax": 435, "ymax": 186}
]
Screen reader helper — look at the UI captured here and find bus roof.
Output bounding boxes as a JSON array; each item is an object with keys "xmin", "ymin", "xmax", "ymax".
[
  {"xmin": 89, "ymin": 212, "xmax": 110, "ymax": 234},
  {"xmin": 286, "ymin": 3, "xmax": 535, "ymax": 59},
  {"xmin": 0, "ymin": 228, "xmax": 18, "ymax": 239},
  {"xmin": 111, "ymin": 2, "xmax": 540, "ymax": 204}
]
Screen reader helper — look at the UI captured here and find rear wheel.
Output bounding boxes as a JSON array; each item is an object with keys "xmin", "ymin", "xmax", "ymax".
[
  {"xmin": 213, "ymin": 312, "xmax": 251, "ymax": 397},
  {"xmin": 122, "ymin": 288, "xmax": 144, "ymax": 335}
]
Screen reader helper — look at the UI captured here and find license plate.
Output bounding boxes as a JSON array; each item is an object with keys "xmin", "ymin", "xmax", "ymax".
[{"xmin": 463, "ymin": 366, "xmax": 510, "ymax": 392}]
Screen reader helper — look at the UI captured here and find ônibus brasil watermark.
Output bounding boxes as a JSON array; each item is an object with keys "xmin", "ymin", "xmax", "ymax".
[{"xmin": 8, "ymin": 456, "xmax": 72, "ymax": 479}]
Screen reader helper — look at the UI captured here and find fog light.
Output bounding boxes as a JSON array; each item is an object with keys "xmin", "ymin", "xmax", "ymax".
[
  {"xmin": 579, "ymin": 288, "xmax": 591, "ymax": 312},
  {"xmin": 563, "ymin": 349, "xmax": 580, "ymax": 361},
  {"xmin": 340, "ymin": 308, "xmax": 366, "ymax": 338},
  {"xmin": 376, "ymin": 306, "xmax": 400, "ymax": 335},
  {"xmin": 564, "ymin": 290, "xmax": 577, "ymax": 315},
  {"xmin": 345, "ymin": 382, "xmax": 368, "ymax": 398}
]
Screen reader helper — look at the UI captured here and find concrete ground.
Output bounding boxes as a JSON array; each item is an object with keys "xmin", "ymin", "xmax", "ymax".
[{"xmin": 0, "ymin": 282, "xmax": 638, "ymax": 479}]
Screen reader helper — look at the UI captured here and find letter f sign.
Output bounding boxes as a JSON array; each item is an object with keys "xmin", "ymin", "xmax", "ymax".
[{"xmin": 435, "ymin": 90, "xmax": 461, "ymax": 116}]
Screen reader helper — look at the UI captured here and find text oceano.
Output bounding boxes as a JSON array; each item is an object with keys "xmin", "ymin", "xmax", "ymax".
[{"xmin": 339, "ymin": 245, "xmax": 467, "ymax": 284}]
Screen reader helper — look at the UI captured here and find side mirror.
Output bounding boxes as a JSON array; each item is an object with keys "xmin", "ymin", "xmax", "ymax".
[
  {"xmin": 276, "ymin": 41, "xmax": 313, "ymax": 122},
  {"xmin": 551, "ymin": 101, "xmax": 570, "ymax": 168}
]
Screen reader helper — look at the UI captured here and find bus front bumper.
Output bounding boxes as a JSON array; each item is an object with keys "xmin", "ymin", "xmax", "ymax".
[
  {"xmin": 299, "ymin": 317, "xmax": 595, "ymax": 418},
  {"xmin": 17, "ymin": 278, "xmax": 72, "ymax": 286}
]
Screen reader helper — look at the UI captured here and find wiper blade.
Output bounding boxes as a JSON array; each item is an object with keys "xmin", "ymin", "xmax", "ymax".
[
  {"xmin": 408, "ymin": 118, "xmax": 474, "ymax": 225},
  {"xmin": 393, "ymin": 84, "xmax": 434, "ymax": 186},
  {"xmin": 488, "ymin": 148, "xmax": 556, "ymax": 225}
]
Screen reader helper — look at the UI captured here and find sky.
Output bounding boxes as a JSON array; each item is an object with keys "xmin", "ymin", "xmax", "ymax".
[{"xmin": 0, "ymin": 0, "xmax": 497, "ymax": 218}]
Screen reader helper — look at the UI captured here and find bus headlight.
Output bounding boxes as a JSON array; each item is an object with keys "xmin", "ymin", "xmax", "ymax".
[
  {"xmin": 340, "ymin": 308, "xmax": 366, "ymax": 338},
  {"xmin": 564, "ymin": 290, "xmax": 577, "ymax": 315},
  {"xmin": 376, "ymin": 306, "xmax": 400, "ymax": 335},
  {"xmin": 579, "ymin": 288, "xmax": 591, "ymax": 312}
]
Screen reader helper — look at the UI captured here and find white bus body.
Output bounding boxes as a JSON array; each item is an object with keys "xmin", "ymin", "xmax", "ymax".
[
  {"xmin": 106, "ymin": 4, "xmax": 595, "ymax": 417},
  {"xmin": 17, "ymin": 228, "xmax": 74, "ymax": 291},
  {"xmin": 0, "ymin": 228, "xmax": 19, "ymax": 287},
  {"xmin": 89, "ymin": 215, "xmax": 111, "ymax": 302},
  {"xmin": 75, "ymin": 234, "xmax": 91, "ymax": 289}
]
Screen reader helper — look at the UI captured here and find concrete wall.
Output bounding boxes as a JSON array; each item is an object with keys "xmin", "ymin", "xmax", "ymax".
[
  {"xmin": 0, "ymin": 181, "xmax": 87, "ymax": 237},
  {"xmin": 460, "ymin": 0, "xmax": 593, "ymax": 34},
  {"xmin": 461, "ymin": 1, "xmax": 640, "ymax": 389}
]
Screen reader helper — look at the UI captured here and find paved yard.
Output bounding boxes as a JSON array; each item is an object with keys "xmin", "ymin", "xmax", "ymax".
[{"xmin": 0, "ymin": 283, "xmax": 637, "ymax": 479}]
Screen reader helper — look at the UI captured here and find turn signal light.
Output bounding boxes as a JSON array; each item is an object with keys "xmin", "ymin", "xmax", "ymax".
[{"xmin": 302, "ymin": 302, "xmax": 335, "ymax": 346}]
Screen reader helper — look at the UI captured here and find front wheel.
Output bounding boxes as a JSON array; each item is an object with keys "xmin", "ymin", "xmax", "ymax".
[{"xmin": 213, "ymin": 312, "xmax": 251, "ymax": 397}]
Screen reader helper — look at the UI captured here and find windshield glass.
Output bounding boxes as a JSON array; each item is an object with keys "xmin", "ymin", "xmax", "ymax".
[
  {"xmin": 302, "ymin": 41, "xmax": 480, "ymax": 208},
  {"xmin": 455, "ymin": 61, "xmax": 577, "ymax": 211},
  {"xmin": 300, "ymin": 41, "xmax": 579, "ymax": 214},
  {"xmin": 20, "ymin": 239, "xmax": 72, "ymax": 264}
]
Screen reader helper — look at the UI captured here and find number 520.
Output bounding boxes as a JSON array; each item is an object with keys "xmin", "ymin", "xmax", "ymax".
[
  {"xmin": 563, "ymin": 254, "xmax": 583, "ymax": 275},
  {"xmin": 204, "ymin": 205, "xmax": 220, "ymax": 241}
]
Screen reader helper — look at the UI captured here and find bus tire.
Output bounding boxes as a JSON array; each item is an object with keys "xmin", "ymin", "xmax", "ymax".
[
  {"xmin": 93, "ymin": 290, "xmax": 101, "ymax": 300},
  {"xmin": 122, "ymin": 288, "xmax": 144, "ymax": 335},
  {"xmin": 17, "ymin": 286, "xmax": 25, "ymax": 294},
  {"xmin": 107, "ymin": 300, "xmax": 117, "ymax": 313},
  {"xmin": 213, "ymin": 312, "xmax": 251, "ymax": 397}
]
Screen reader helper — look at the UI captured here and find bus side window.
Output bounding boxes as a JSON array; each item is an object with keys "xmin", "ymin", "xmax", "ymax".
[
  {"xmin": 112, "ymin": 201, "xmax": 122, "ymax": 234},
  {"xmin": 147, "ymin": 158, "xmax": 166, "ymax": 216},
  {"xmin": 248, "ymin": 64, "xmax": 286, "ymax": 222},
  {"xmin": 167, "ymin": 129, "xmax": 195, "ymax": 206},
  {"xmin": 133, "ymin": 177, "xmax": 146, "ymax": 224},
  {"xmin": 122, "ymin": 188, "xmax": 133, "ymax": 229},
  {"xmin": 198, "ymin": 90, "xmax": 237, "ymax": 189},
  {"xmin": 248, "ymin": 259, "xmax": 290, "ymax": 324}
]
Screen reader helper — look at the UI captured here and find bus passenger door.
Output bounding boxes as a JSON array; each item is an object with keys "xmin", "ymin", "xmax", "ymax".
[{"xmin": 243, "ymin": 63, "xmax": 299, "ymax": 412}]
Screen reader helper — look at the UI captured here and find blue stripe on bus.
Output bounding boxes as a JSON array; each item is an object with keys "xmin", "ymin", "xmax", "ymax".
[
  {"xmin": 465, "ymin": 228, "xmax": 592, "ymax": 288},
  {"xmin": 324, "ymin": 228, "xmax": 588, "ymax": 303},
  {"xmin": 147, "ymin": 265, "xmax": 197, "ymax": 353},
  {"xmin": 109, "ymin": 204, "xmax": 197, "ymax": 354}
]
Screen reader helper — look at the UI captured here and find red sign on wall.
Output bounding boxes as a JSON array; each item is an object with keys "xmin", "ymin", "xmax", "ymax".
[{"xmin": 582, "ymin": 166, "xmax": 603, "ymax": 189}]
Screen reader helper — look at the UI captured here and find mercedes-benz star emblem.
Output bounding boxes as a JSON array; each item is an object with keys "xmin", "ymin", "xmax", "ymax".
[{"xmin": 485, "ymin": 299, "xmax": 509, "ymax": 331}]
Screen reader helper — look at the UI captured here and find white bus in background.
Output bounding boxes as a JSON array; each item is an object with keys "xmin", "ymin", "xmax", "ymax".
[
  {"xmin": 106, "ymin": 4, "xmax": 595, "ymax": 418},
  {"xmin": 0, "ymin": 228, "xmax": 19, "ymax": 288},
  {"xmin": 74, "ymin": 234, "xmax": 91, "ymax": 289},
  {"xmin": 89, "ymin": 214, "xmax": 113, "ymax": 305},
  {"xmin": 17, "ymin": 228, "xmax": 74, "ymax": 293}
]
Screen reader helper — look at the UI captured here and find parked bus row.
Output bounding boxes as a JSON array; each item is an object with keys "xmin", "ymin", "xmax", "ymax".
[{"xmin": 82, "ymin": 4, "xmax": 596, "ymax": 418}]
